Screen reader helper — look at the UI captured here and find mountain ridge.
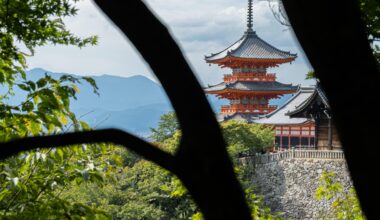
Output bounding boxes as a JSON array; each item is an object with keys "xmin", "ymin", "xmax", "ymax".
[{"xmin": 5, "ymin": 68, "xmax": 292, "ymax": 137}]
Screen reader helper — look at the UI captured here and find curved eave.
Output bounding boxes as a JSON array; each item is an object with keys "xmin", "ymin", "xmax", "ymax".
[
  {"xmin": 286, "ymin": 86, "xmax": 330, "ymax": 116},
  {"xmin": 205, "ymin": 88, "xmax": 298, "ymax": 95},
  {"xmin": 204, "ymin": 36, "xmax": 246, "ymax": 62},
  {"xmin": 253, "ymin": 87, "xmax": 315, "ymax": 125},
  {"xmin": 286, "ymin": 90, "xmax": 318, "ymax": 116},
  {"xmin": 206, "ymin": 56, "xmax": 296, "ymax": 66}
]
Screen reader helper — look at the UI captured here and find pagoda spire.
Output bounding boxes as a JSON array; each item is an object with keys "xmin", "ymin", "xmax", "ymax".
[{"xmin": 247, "ymin": 0, "xmax": 253, "ymax": 31}]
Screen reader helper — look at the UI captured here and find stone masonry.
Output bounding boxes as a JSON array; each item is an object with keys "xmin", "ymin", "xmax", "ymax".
[{"xmin": 241, "ymin": 150, "xmax": 352, "ymax": 219}]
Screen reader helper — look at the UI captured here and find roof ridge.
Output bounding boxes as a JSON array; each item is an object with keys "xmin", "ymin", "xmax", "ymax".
[
  {"xmin": 291, "ymin": 90, "xmax": 318, "ymax": 112},
  {"xmin": 205, "ymin": 35, "xmax": 246, "ymax": 59},
  {"xmin": 316, "ymin": 86, "xmax": 330, "ymax": 108}
]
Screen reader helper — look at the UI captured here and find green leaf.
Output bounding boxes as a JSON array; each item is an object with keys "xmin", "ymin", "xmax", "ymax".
[
  {"xmin": 72, "ymin": 84, "xmax": 80, "ymax": 93},
  {"xmin": 80, "ymin": 121, "xmax": 91, "ymax": 131},
  {"xmin": 82, "ymin": 77, "xmax": 99, "ymax": 95},
  {"xmin": 17, "ymin": 83, "xmax": 31, "ymax": 91},
  {"xmin": 26, "ymin": 81, "xmax": 36, "ymax": 91},
  {"xmin": 55, "ymin": 148, "xmax": 64, "ymax": 162},
  {"xmin": 36, "ymin": 78, "xmax": 48, "ymax": 88},
  {"xmin": 21, "ymin": 101, "xmax": 34, "ymax": 112},
  {"xmin": 90, "ymin": 171, "xmax": 104, "ymax": 185}
]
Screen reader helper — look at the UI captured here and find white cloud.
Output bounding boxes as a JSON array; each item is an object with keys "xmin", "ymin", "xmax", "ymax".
[
  {"xmin": 26, "ymin": 0, "xmax": 314, "ymax": 86},
  {"xmin": 27, "ymin": 0, "xmax": 152, "ymax": 79}
]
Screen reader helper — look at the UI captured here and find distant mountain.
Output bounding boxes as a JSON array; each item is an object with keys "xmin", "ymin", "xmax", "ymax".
[
  {"xmin": 3, "ymin": 68, "xmax": 293, "ymax": 137},
  {"xmin": 26, "ymin": 68, "xmax": 170, "ymax": 111},
  {"xmin": 74, "ymin": 103, "xmax": 173, "ymax": 137},
  {"xmin": 19, "ymin": 68, "xmax": 173, "ymax": 136}
]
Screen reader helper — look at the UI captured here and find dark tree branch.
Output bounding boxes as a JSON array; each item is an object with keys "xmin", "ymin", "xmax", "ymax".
[
  {"xmin": 93, "ymin": 1, "xmax": 251, "ymax": 219},
  {"xmin": 1, "ymin": 0, "xmax": 377, "ymax": 219},
  {"xmin": 282, "ymin": 0, "xmax": 380, "ymax": 218},
  {"xmin": 0, "ymin": 129, "xmax": 176, "ymax": 172},
  {"xmin": 0, "ymin": 0, "xmax": 252, "ymax": 218}
]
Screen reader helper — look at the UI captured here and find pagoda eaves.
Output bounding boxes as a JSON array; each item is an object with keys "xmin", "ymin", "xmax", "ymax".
[
  {"xmin": 205, "ymin": 30, "xmax": 297, "ymax": 68},
  {"xmin": 205, "ymin": 81, "xmax": 299, "ymax": 94},
  {"xmin": 204, "ymin": 0, "xmax": 298, "ymax": 119}
]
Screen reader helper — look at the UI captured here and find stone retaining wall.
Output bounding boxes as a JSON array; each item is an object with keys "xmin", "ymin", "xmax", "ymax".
[{"xmin": 242, "ymin": 152, "xmax": 352, "ymax": 219}]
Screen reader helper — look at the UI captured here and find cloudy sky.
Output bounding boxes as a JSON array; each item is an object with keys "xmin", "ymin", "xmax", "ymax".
[{"xmin": 27, "ymin": 0, "xmax": 315, "ymax": 86}]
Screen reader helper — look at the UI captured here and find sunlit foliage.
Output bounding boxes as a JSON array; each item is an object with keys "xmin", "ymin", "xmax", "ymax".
[{"xmin": 315, "ymin": 171, "xmax": 366, "ymax": 220}]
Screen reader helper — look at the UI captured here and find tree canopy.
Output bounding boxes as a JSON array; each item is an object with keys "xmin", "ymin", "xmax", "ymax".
[
  {"xmin": 0, "ymin": 0, "xmax": 104, "ymax": 218},
  {"xmin": 58, "ymin": 112, "xmax": 280, "ymax": 220},
  {"xmin": 360, "ymin": 0, "xmax": 380, "ymax": 65}
]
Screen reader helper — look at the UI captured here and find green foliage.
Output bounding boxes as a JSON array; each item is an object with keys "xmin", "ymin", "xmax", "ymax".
[
  {"xmin": 221, "ymin": 121, "xmax": 274, "ymax": 158},
  {"xmin": 305, "ymin": 71, "xmax": 316, "ymax": 80},
  {"xmin": 0, "ymin": 0, "xmax": 97, "ymax": 88},
  {"xmin": 150, "ymin": 111, "xmax": 179, "ymax": 143},
  {"xmin": 61, "ymin": 156, "xmax": 197, "ymax": 220},
  {"xmin": 0, "ymin": 74, "xmax": 99, "ymax": 142},
  {"xmin": 0, "ymin": 0, "xmax": 99, "ymax": 142},
  {"xmin": 359, "ymin": 0, "xmax": 379, "ymax": 66},
  {"xmin": 0, "ymin": 0, "xmax": 278, "ymax": 214},
  {"xmin": 150, "ymin": 113, "xmax": 275, "ymax": 157},
  {"xmin": 315, "ymin": 171, "xmax": 344, "ymax": 201},
  {"xmin": 59, "ymin": 117, "xmax": 279, "ymax": 220},
  {"xmin": 0, "ymin": 143, "xmax": 118, "ymax": 218},
  {"xmin": 0, "ymin": 0, "xmax": 104, "ymax": 218},
  {"xmin": 360, "ymin": 0, "xmax": 380, "ymax": 44},
  {"xmin": 245, "ymin": 188, "xmax": 283, "ymax": 220},
  {"xmin": 315, "ymin": 171, "xmax": 366, "ymax": 220}
]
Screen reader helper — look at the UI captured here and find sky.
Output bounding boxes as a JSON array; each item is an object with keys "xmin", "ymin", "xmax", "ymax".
[{"xmin": 26, "ymin": 0, "xmax": 315, "ymax": 86}]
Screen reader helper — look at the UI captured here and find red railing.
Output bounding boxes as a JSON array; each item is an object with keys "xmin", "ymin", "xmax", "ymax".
[
  {"xmin": 223, "ymin": 73, "xmax": 276, "ymax": 82},
  {"xmin": 221, "ymin": 104, "xmax": 277, "ymax": 114}
]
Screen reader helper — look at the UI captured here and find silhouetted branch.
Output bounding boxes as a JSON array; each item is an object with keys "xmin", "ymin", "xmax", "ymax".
[
  {"xmin": 0, "ymin": 0, "xmax": 252, "ymax": 218},
  {"xmin": 0, "ymin": 129, "xmax": 176, "ymax": 172},
  {"xmin": 282, "ymin": 0, "xmax": 380, "ymax": 218},
  {"xmin": 93, "ymin": 1, "xmax": 251, "ymax": 219}
]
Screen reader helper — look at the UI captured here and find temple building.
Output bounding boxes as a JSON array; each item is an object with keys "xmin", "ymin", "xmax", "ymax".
[
  {"xmin": 205, "ymin": 0, "xmax": 298, "ymax": 122},
  {"xmin": 204, "ymin": 0, "xmax": 341, "ymax": 150},
  {"xmin": 256, "ymin": 85, "xmax": 341, "ymax": 150}
]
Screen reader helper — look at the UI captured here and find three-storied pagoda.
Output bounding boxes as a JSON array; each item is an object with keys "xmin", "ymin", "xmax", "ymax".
[{"xmin": 205, "ymin": 0, "xmax": 299, "ymax": 122}]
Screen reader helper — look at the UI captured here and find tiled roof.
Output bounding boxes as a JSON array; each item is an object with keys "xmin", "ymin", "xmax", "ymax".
[
  {"xmin": 254, "ymin": 87, "xmax": 315, "ymax": 125},
  {"xmin": 205, "ymin": 30, "xmax": 297, "ymax": 62},
  {"xmin": 205, "ymin": 81, "xmax": 299, "ymax": 93},
  {"xmin": 286, "ymin": 84, "xmax": 330, "ymax": 116}
]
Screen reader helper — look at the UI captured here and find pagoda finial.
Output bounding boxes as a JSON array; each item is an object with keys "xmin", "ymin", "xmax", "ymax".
[{"xmin": 247, "ymin": 0, "xmax": 253, "ymax": 31}]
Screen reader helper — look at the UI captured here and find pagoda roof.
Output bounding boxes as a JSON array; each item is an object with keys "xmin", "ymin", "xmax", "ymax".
[
  {"xmin": 205, "ymin": 30, "xmax": 297, "ymax": 64},
  {"xmin": 205, "ymin": 81, "xmax": 299, "ymax": 93},
  {"xmin": 254, "ymin": 87, "xmax": 315, "ymax": 125}
]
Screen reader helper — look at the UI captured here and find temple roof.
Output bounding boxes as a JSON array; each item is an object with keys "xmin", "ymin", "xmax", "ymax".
[
  {"xmin": 205, "ymin": 81, "xmax": 299, "ymax": 93},
  {"xmin": 205, "ymin": 30, "xmax": 297, "ymax": 63},
  {"xmin": 286, "ymin": 84, "xmax": 330, "ymax": 117},
  {"xmin": 254, "ymin": 87, "xmax": 315, "ymax": 125},
  {"xmin": 205, "ymin": 0, "xmax": 296, "ymax": 65}
]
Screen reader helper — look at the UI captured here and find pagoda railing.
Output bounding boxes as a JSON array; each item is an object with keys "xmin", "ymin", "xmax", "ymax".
[
  {"xmin": 223, "ymin": 73, "xmax": 276, "ymax": 83},
  {"xmin": 221, "ymin": 104, "xmax": 277, "ymax": 114}
]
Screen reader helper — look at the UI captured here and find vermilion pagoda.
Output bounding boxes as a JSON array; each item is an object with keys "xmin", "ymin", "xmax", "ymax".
[{"xmin": 205, "ymin": 0, "xmax": 298, "ymax": 122}]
